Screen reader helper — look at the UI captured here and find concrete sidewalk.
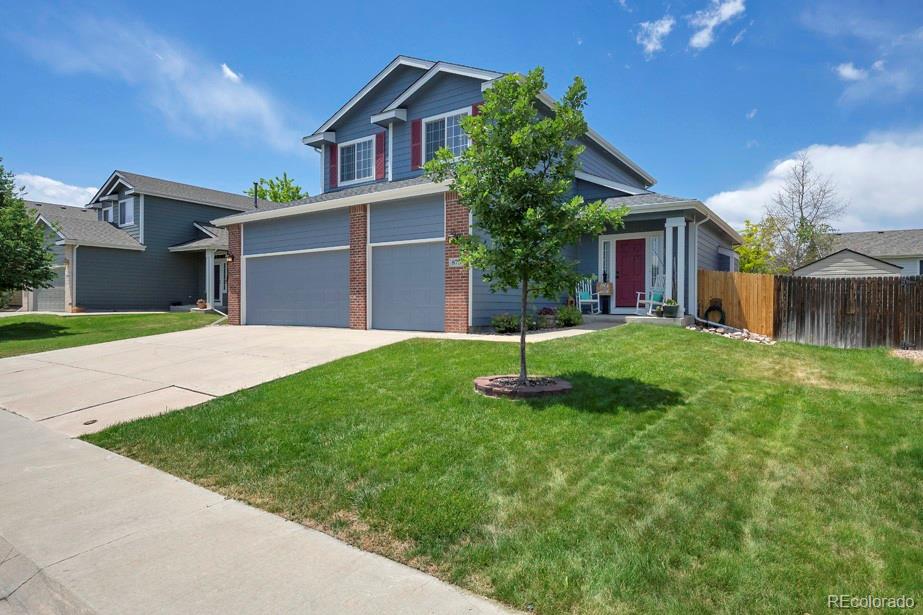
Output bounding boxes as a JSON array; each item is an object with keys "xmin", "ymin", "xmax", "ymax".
[{"xmin": 0, "ymin": 411, "xmax": 513, "ymax": 614}]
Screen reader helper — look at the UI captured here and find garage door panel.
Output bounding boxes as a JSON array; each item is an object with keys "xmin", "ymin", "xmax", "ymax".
[
  {"xmin": 372, "ymin": 243, "xmax": 444, "ymax": 331},
  {"xmin": 35, "ymin": 267, "xmax": 65, "ymax": 312},
  {"xmin": 246, "ymin": 250, "xmax": 348, "ymax": 327}
]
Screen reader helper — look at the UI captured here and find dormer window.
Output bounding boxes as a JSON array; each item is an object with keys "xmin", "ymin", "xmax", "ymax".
[
  {"xmin": 423, "ymin": 107, "xmax": 471, "ymax": 163},
  {"xmin": 118, "ymin": 198, "xmax": 134, "ymax": 226},
  {"xmin": 338, "ymin": 136, "xmax": 375, "ymax": 186},
  {"xmin": 102, "ymin": 206, "xmax": 114, "ymax": 223}
]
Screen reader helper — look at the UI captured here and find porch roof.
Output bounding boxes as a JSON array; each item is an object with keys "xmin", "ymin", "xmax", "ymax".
[
  {"xmin": 168, "ymin": 223, "xmax": 229, "ymax": 253},
  {"xmin": 606, "ymin": 193, "xmax": 742, "ymax": 244}
]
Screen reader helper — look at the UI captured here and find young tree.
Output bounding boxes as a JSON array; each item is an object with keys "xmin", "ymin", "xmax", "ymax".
[
  {"xmin": 765, "ymin": 154, "xmax": 844, "ymax": 272},
  {"xmin": 426, "ymin": 68, "xmax": 626, "ymax": 384},
  {"xmin": 245, "ymin": 172, "xmax": 306, "ymax": 203},
  {"xmin": 735, "ymin": 218, "xmax": 779, "ymax": 273},
  {"xmin": 0, "ymin": 159, "xmax": 56, "ymax": 293}
]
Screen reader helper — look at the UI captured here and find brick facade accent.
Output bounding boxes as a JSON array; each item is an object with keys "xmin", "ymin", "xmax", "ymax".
[
  {"xmin": 444, "ymin": 191, "xmax": 470, "ymax": 333},
  {"xmin": 227, "ymin": 224, "xmax": 242, "ymax": 325},
  {"xmin": 349, "ymin": 205, "xmax": 368, "ymax": 329}
]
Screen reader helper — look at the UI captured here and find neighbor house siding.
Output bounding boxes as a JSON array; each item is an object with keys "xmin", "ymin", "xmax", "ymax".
[
  {"xmin": 795, "ymin": 252, "xmax": 901, "ymax": 278},
  {"xmin": 76, "ymin": 195, "xmax": 236, "ymax": 310},
  {"xmin": 392, "ymin": 73, "xmax": 484, "ymax": 182},
  {"xmin": 243, "ymin": 208, "xmax": 349, "ymax": 255},
  {"xmin": 885, "ymin": 257, "xmax": 918, "ymax": 276},
  {"xmin": 323, "ymin": 64, "xmax": 426, "ymax": 193}
]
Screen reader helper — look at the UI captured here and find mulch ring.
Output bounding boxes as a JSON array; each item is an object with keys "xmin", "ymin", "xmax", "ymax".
[{"xmin": 474, "ymin": 375, "xmax": 572, "ymax": 399}]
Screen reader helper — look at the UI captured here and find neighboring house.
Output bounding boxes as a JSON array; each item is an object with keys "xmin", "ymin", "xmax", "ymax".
[
  {"xmin": 24, "ymin": 171, "xmax": 269, "ymax": 312},
  {"xmin": 795, "ymin": 229, "xmax": 923, "ymax": 278},
  {"xmin": 794, "ymin": 249, "xmax": 903, "ymax": 278},
  {"xmin": 211, "ymin": 55, "xmax": 741, "ymax": 332}
]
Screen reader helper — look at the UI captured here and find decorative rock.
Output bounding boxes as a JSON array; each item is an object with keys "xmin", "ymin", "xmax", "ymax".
[{"xmin": 687, "ymin": 324, "xmax": 776, "ymax": 345}]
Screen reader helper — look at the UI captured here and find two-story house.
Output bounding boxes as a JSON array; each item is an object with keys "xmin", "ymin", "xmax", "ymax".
[
  {"xmin": 205, "ymin": 55, "xmax": 741, "ymax": 332},
  {"xmin": 25, "ymin": 171, "xmax": 268, "ymax": 312}
]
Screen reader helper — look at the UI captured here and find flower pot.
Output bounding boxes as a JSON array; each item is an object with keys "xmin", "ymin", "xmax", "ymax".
[{"xmin": 662, "ymin": 305, "xmax": 678, "ymax": 318}]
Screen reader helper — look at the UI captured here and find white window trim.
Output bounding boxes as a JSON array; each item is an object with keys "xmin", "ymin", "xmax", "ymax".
[
  {"xmin": 102, "ymin": 206, "xmax": 113, "ymax": 223},
  {"xmin": 118, "ymin": 197, "xmax": 134, "ymax": 227},
  {"xmin": 337, "ymin": 135, "xmax": 376, "ymax": 187},
  {"xmin": 422, "ymin": 106, "xmax": 472, "ymax": 164}
]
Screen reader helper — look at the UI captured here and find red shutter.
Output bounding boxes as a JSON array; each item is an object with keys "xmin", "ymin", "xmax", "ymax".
[
  {"xmin": 375, "ymin": 132, "xmax": 386, "ymax": 180},
  {"xmin": 328, "ymin": 144, "xmax": 338, "ymax": 189},
  {"xmin": 411, "ymin": 119, "xmax": 422, "ymax": 170},
  {"xmin": 471, "ymin": 102, "xmax": 481, "ymax": 116}
]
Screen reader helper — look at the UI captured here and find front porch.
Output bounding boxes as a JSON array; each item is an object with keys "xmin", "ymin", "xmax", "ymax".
[{"xmin": 169, "ymin": 224, "xmax": 230, "ymax": 311}]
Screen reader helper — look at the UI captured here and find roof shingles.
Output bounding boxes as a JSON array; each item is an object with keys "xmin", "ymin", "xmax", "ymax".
[{"xmin": 829, "ymin": 229, "xmax": 923, "ymax": 258}]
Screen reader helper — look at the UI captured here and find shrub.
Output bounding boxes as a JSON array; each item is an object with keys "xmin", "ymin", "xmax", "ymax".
[
  {"xmin": 537, "ymin": 306, "xmax": 556, "ymax": 316},
  {"xmin": 555, "ymin": 305, "xmax": 583, "ymax": 327},
  {"xmin": 491, "ymin": 312, "xmax": 541, "ymax": 334}
]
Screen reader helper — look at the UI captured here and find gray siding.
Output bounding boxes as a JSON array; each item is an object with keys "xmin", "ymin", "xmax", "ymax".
[
  {"xmin": 369, "ymin": 195, "xmax": 444, "ymax": 243},
  {"xmin": 392, "ymin": 73, "xmax": 484, "ymax": 182},
  {"xmin": 371, "ymin": 242, "xmax": 444, "ymax": 331},
  {"xmin": 245, "ymin": 250, "xmax": 349, "ymax": 326},
  {"xmin": 323, "ymin": 64, "xmax": 426, "ymax": 193},
  {"xmin": 243, "ymin": 209, "xmax": 349, "ymax": 255},
  {"xmin": 696, "ymin": 221, "xmax": 725, "ymax": 272},
  {"xmin": 795, "ymin": 252, "xmax": 900, "ymax": 278},
  {"xmin": 77, "ymin": 196, "xmax": 235, "ymax": 310},
  {"xmin": 578, "ymin": 139, "xmax": 646, "ymax": 189},
  {"xmin": 572, "ymin": 179, "xmax": 624, "ymax": 202},
  {"xmin": 97, "ymin": 191, "xmax": 141, "ymax": 241}
]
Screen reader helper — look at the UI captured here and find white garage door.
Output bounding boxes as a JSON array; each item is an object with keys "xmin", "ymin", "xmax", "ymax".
[{"xmin": 245, "ymin": 250, "xmax": 348, "ymax": 326}]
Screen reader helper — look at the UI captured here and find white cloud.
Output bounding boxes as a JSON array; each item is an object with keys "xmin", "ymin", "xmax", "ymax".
[
  {"xmin": 616, "ymin": 0, "xmax": 631, "ymax": 11},
  {"xmin": 220, "ymin": 63, "xmax": 241, "ymax": 83},
  {"xmin": 576, "ymin": 36, "xmax": 584, "ymax": 46},
  {"xmin": 745, "ymin": 139, "xmax": 759, "ymax": 149},
  {"xmin": 688, "ymin": 0, "xmax": 746, "ymax": 50},
  {"xmin": 835, "ymin": 62, "xmax": 868, "ymax": 81},
  {"xmin": 706, "ymin": 128, "xmax": 923, "ymax": 231},
  {"xmin": 746, "ymin": 108, "xmax": 758, "ymax": 120},
  {"xmin": 731, "ymin": 29, "xmax": 746, "ymax": 45},
  {"xmin": 14, "ymin": 173, "xmax": 97, "ymax": 207},
  {"xmin": 13, "ymin": 16, "xmax": 302, "ymax": 152},
  {"xmin": 636, "ymin": 15, "xmax": 675, "ymax": 58}
]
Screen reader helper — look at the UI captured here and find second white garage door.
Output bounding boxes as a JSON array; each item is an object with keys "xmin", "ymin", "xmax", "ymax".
[
  {"xmin": 371, "ymin": 242, "xmax": 444, "ymax": 331},
  {"xmin": 245, "ymin": 249, "xmax": 348, "ymax": 327}
]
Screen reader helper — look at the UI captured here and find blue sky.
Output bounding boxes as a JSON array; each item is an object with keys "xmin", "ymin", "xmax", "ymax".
[{"xmin": 2, "ymin": 0, "xmax": 922, "ymax": 230}]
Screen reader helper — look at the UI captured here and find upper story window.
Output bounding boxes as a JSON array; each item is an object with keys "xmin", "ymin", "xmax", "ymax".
[
  {"xmin": 118, "ymin": 198, "xmax": 134, "ymax": 226},
  {"xmin": 102, "ymin": 206, "xmax": 114, "ymax": 223},
  {"xmin": 338, "ymin": 136, "xmax": 375, "ymax": 186},
  {"xmin": 424, "ymin": 108, "xmax": 471, "ymax": 163}
]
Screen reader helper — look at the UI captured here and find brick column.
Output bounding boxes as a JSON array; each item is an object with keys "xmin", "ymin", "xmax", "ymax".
[
  {"xmin": 227, "ymin": 224, "xmax": 242, "ymax": 325},
  {"xmin": 444, "ymin": 191, "xmax": 470, "ymax": 333},
  {"xmin": 349, "ymin": 204, "xmax": 368, "ymax": 329}
]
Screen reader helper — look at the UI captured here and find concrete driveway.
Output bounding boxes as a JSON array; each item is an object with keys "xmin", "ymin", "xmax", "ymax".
[{"xmin": 0, "ymin": 326, "xmax": 418, "ymax": 436}]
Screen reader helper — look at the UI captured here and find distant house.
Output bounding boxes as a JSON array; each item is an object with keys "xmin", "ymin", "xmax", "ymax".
[
  {"xmin": 24, "ymin": 171, "xmax": 270, "ymax": 312},
  {"xmin": 794, "ymin": 229, "xmax": 923, "ymax": 278}
]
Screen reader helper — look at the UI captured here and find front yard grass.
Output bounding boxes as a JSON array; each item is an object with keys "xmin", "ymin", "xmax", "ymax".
[
  {"xmin": 85, "ymin": 325, "xmax": 923, "ymax": 614},
  {"xmin": 0, "ymin": 312, "xmax": 223, "ymax": 358}
]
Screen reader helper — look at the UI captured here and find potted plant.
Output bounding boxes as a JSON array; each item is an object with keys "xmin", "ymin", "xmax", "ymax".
[{"xmin": 662, "ymin": 298, "xmax": 679, "ymax": 318}]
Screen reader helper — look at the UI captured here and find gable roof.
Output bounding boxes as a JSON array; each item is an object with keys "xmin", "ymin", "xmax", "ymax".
[
  {"xmin": 169, "ymin": 222, "xmax": 229, "ymax": 252},
  {"xmin": 311, "ymin": 55, "xmax": 435, "ymax": 136},
  {"xmin": 604, "ymin": 193, "xmax": 743, "ymax": 244},
  {"xmin": 381, "ymin": 61, "xmax": 504, "ymax": 112},
  {"xmin": 90, "ymin": 170, "xmax": 271, "ymax": 212},
  {"xmin": 829, "ymin": 229, "xmax": 923, "ymax": 258},
  {"xmin": 27, "ymin": 200, "xmax": 144, "ymax": 251},
  {"xmin": 794, "ymin": 248, "xmax": 903, "ymax": 275}
]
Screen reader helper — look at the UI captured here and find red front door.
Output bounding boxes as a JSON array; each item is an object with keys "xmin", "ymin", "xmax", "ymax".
[{"xmin": 615, "ymin": 239, "xmax": 646, "ymax": 307}]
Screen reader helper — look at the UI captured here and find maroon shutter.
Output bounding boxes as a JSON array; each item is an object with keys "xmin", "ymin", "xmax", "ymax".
[
  {"xmin": 328, "ymin": 144, "xmax": 338, "ymax": 189},
  {"xmin": 411, "ymin": 119, "xmax": 422, "ymax": 170},
  {"xmin": 375, "ymin": 132, "xmax": 386, "ymax": 180},
  {"xmin": 471, "ymin": 102, "xmax": 481, "ymax": 116}
]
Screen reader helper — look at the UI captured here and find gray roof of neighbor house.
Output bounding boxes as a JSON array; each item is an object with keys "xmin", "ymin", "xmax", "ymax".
[
  {"xmin": 829, "ymin": 229, "xmax": 923, "ymax": 258},
  {"xmin": 26, "ymin": 201, "xmax": 144, "ymax": 251},
  {"xmin": 92, "ymin": 171, "xmax": 273, "ymax": 212},
  {"xmin": 169, "ymin": 223, "xmax": 229, "ymax": 252}
]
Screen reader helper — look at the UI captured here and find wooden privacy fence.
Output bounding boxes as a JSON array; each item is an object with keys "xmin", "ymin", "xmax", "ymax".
[
  {"xmin": 696, "ymin": 270, "xmax": 776, "ymax": 336},
  {"xmin": 695, "ymin": 270, "xmax": 923, "ymax": 348},
  {"xmin": 774, "ymin": 275, "xmax": 923, "ymax": 349}
]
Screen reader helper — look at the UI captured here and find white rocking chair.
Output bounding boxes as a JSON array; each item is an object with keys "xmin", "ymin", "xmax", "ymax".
[
  {"xmin": 575, "ymin": 279, "xmax": 600, "ymax": 314},
  {"xmin": 636, "ymin": 274, "xmax": 667, "ymax": 315}
]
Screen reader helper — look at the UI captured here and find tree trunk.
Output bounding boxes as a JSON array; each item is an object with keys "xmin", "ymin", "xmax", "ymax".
[{"xmin": 519, "ymin": 274, "xmax": 528, "ymax": 385}]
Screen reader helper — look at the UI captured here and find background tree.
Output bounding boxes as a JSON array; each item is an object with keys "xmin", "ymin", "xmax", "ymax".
[
  {"xmin": 0, "ymin": 158, "xmax": 56, "ymax": 293},
  {"xmin": 764, "ymin": 154, "xmax": 844, "ymax": 272},
  {"xmin": 735, "ymin": 218, "xmax": 780, "ymax": 273},
  {"xmin": 245, "ymin": 172, "xmax": 306, "ymax": 203},
  {"xmin": 426, "ymin": 68, "xmax": 626, "ymax": 384}
]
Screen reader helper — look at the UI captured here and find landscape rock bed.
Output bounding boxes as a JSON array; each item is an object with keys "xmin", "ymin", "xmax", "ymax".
[
  {"xmin": 686, "ymin": 325, "xmax": 776, "ymax": 345},
  {"xmin": 474, "ymin": 375, "xmax": 572, "ymax": 399}
]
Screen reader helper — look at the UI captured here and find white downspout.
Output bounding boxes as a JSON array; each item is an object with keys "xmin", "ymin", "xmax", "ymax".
[{"xmin": 691, "ymin": 214, "xmax": 711, "ymax": 319}]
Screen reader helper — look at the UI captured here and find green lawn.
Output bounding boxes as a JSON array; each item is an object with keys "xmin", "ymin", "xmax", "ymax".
[
  {"xmin": 85, "ymin": 325, "xmax": 923, "ymax": 614},
  {"xmin": 0, "ymin": 312, "xmax": 223, "ymax": 358}
]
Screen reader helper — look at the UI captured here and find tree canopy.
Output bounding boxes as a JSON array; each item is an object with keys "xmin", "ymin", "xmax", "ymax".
[
  {"xmin": 425, "ymin": 67, "xmax": 625, "ymax": 383},
  {"xmin": 0, "ymin": 159, "xmax": 56, "ymax": 292},
  {"xmin": 245, "ymin": 172, "xmax": 306, "ymax": 203}
]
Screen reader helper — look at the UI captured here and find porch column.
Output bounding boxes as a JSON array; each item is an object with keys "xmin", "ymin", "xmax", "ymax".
[
  {"xmin": 665, "ymin": 217, "xmax": 686, "ymax": 313},
  {"xmin": 664, "ymin": 224, "xmax": 675, "ymax": 302},
  {"xmin": 205, "ymin": 249, "xmax": 215, "ymax": 308}
]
